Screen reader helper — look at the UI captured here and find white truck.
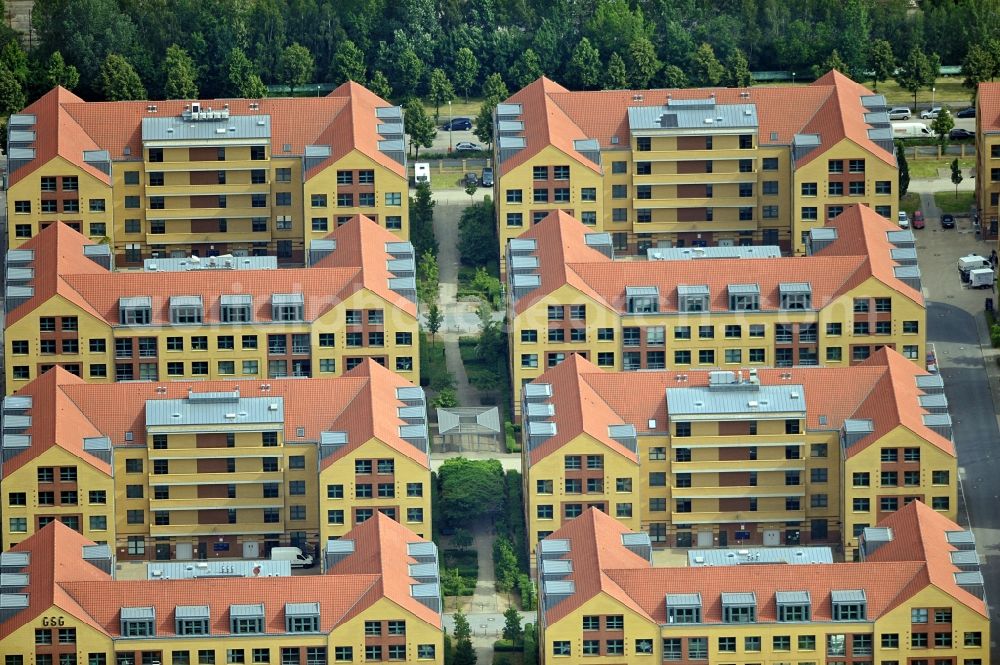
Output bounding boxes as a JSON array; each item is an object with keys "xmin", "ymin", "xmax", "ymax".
[
  {"xmin": 969, "ymin": 267, "xmax": 995, "ymax": 289},
  {"xmin": 270, "ymin": 546, "xmax": 313, "ymax": 568},
  {"xmin": 958, "ymin": 254, "xmax": 990, "ymax": 283},
  {"xmin": 414, "ymin": 162, "xmax": 430, "ymax": 185},
  {"xmin": 892, "ymin": 122, "xmax": 932, "ymax": 138}
]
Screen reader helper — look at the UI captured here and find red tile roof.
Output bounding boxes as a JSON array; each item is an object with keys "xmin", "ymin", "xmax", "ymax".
[
  {"xmin": 978, "ymin": 82, "xmax": 1000, "ymax": 132},
  {"xmin": 514, "ymin": 205, "xmax": 922, "ymax": 317},
  {"xmin": 542, "ymin": 502, "xmax": 984, "ymax": 627},
  {"xmin": 6, "ymin": 216, "xmax": 415, "ymax": 328},
  {"xmin": 11, "ymin": 83, "xmax": 403, "ymax": 188},
  {"xmin": 2, "ymin": 516, "xmax": 440, "ymax": 640},
  {"xmin": 9, "ymin": 360, "xmax": 429, "ymax": 476},
  {"xmin": 527, "ymin": 347, "xmax": 953, "ymax": 463},
  {"xmin": 500, "ymin": 73, "xmax": 894, "ymax": 176}
]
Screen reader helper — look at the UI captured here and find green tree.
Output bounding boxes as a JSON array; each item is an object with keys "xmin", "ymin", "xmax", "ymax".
[
  {"xmin": 510, "ymin": 48, "xmax": 543, "ymax": 89},
  {"xmin": 164, "ymin": 44, "xmax": 199, "ymax": 100},
  {"xmin": 481, "ymin": 72, "xmax": 509, "ymax": 105},
  {"xmin": 279, "ymin": 42, "xmax": 314, "ymax": 94},
  {"xmin": 452, "ymin": 528, "xmax": 473, "ymax": 550},
  {"xmin": 417, "ymin": 249, "xmax": 440, "ymax": 305},
  {"xmin": 331, "ymin": 39, "xmax": 366, "ymax": 85},
  {"xmin": 951, "ymin": 157, "xmax": 964, "ymax": 197},
  {"xmin": 470, "ymin": 267, "xmax": 501, "ymax": 308},
  {"xmin": 838, "ymin": 0, "xmax": 872, "ymax": 78},
  {"xmin": 453, "ymin": 47, "xmax": 479, "ymax": 102},
  {"xmin": 605, "ymin": 52, "xmax": 629, "ymax": 89},
  {"xmin": 627, "ymin": 36, "xmax": 661, "ymax": 88},
  {"xmin": 458, "ymin": 198, "xmax": 497, "ymax": 268},
  {"xmin": 895, "ymin": 139, "xmax": 910, "ymax": 197},
  {"xmin": 931, "ymin": 108, "xmax": 954, "ymax": 146},
  {"xmin": 815, "ymin": 49, "xmax": 849, "ymax": 78},
  {"xmin": 0, "ymin": 64, "xmax": 25, "ymax": 118},
  {"xmin": 502, "ymin": 607, "xmax": 524, "ymax": 644},
  {"xmin": 425, "ymin": 304, "xmax": 443, "ymax": 345},
  {"xmin": 896, "ymin": 48, "xmax": 934, "ymax": 108},
  {"xmin": 225, "ymin": 48, "xmax": 268, "ymax": 98},
  {"xmin": 584, "ymin": 0, "xmax": 650, "ymax": 59},
  {"xmin": 869, "ymin": 39, "xmax": 896, "ymax": 93},
  {"xmin": 473, "ymin": 101, "xmax": 494, "ymax": 147},
  {"xmin": 963, "ymin": 43, "xmax": 995, "ymax": 96},
  {"xmin": 431, "ymin": 387, "xmax": 458, "ymax": 409},
  {"xmin": 428, "ymin": 68, "xmax": 455, "ymax": 122},
  {"xmin": 438, "ymin": 457, "xmax": 505, "ymax": 525},
  {"xmin": 661, "ymin": 63, "xmax": 688, "ymax": 88},
  {"xmin": 39, "ymin": 51, "xmax": 79, "ymax": 91},
  {"xmin": 0, "ymin": 42, "xmax": 27, "ymax": 85},
  {"xmin": 690, "ymin": 43, "xmax": 724, "ymax": 86},
  {"xmin": 404, "ymin": 98, "xmax": 436, "ymax": 158},
  {"xmin": 409, "ymin": 181, "xmax": 437, "ymax": 257},
  {"xmin": 369, "ymin": 70, "xmax": 392, "ymax": 100},
  {"xmin": 567, "ymin": 37, "xmax": 601, "ymax": 89},
  {"xmin": 394, "ymin": 45, "xmax": 424, "ymax": 98},
  {"xmin": 452, "ymin": 638, "xmax": 476, "ymax": 665},
  {"xmin": 464, "ymin": 179, "xmax": 478, "ymax": 201},
  {"xmin": 452, "ymin": 608, "xmax": 472, "ymax": 641},
  {"xmin": 493, "ymin": 535, "xmax": 520, "ymax": 592},
  {"xmin": 725, "ymin": 49, "xmax": 752, "ymax": 87},
  {"xmin": 99, "ymin": 54, "xmax": 146, "ymax": 101}
]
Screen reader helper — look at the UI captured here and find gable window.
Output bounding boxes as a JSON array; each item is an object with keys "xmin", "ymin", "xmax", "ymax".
[
  {"xmin": 170, "ymin": 296, "xmax": 204, "ymax": 324},
  {"xmin": 831, "ymin": 590, "xmax": 866, "ymax": 621},
  {"xmin": 271, "ymin": 293, "xmax": 304, "ymax": 322},
  {"xmin": 721, "ymin": 592, "xmax": 756, "ymax": 623},
  {"xmin": 119, "ymin": 297, "xmax": 152, "ymax": 325}
]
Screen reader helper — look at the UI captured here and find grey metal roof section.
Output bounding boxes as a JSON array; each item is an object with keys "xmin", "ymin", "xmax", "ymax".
[
  {"xmin": 408, "ymin": 563, "xmax": 439, "ymax": 581},
  {"xmin": 0, "ymin": 552, "xmax": 29, "ymax": 568},
  {"xmin": 397, "ymin": 386, "xmax": 425, "ymax": 402},
  {"xmin": 510, "ymin": 255, "xmax": 540, "ymax": 272},
  {"xmin": 406, "ymin": 541, "xmax": 438, "ymax": 561},
  {"xmin": 894, "ymin": 265, "xmax": 921, "ymax": 279},
  {"xmin": 170, "ymin": 295, "xmax": 202, "ymax": 308},
  {"xmin": 868, "ymin": 127, "xmax": 893, "ymax": 140},
  {"xmin": 378, "ymin": 138, "xmax": 405, "ymax": 152},
  {"xmin": 887, "ymin": 229, "xmax": 915, "ymax": 247},
  {"xmin": 120, "ymin": 296, "xmax": 152, "ymax": 308},
  {"xmin": 3, "ymin": 396, "xmax": 31, "ymax": 411},
  {"xmin": 230, "ymin": 603, "xmax": 264, "ymax": 618},
  {"xmin": 326, "ymin": 538, "xmax": 355, "ymax": 555},
  {"xmin": 721, "ymin": 592, "xmax": 756, "ymax": 605},
  {"xmin": 677, "ymin": 284, "xmax": 710, "ymax": 296},
  {"xmin": 728, "ymin": 283, "xmax": 760, "ymax": 295},
  {"xmin": 143, "ymin": 113, "xmax": 270, "ymax": 143},
  {"xmin": 376, "ymin": 106, "xmax": 403, "ymax": 119},
  {"xmin": 524, "ymin": 383, "xmax": 553, "ymax": 400},
  {"xmin": 498, "ymin": 136, "xmax": 526, "ymax": 149},
  {"xmin": 775, "ymin": 590, "xmax": 811, "ymax": 604},
  {"xmin": 540, "ymin": 558, "xmax": 573, "ymax": 578},
  {"xmin": 525, "ymin": 402, "xmax": 555, "ymax": 418},
  {"xmin": 496, "ymin": 103, "xmax": 522, "ymax": 117},
  {"xmin": 918, "ymin": 393, "xmax": 948, "ymax": 412},
  {"xmin": 626, "ymin": 285, "xmax": 659, "ymax": 297},
  {"xmin": 149, "ymin": 560, "xmax": 290, "ymax": 579},
  {"xmin": 146, "ymin": 395, "xmax": 284, "ymax": 428},
  {"xmin": 304, "ymin": 144, "xmax": 331, "ymax": 158},
  {"xmin": 862, "ymin": 526, "xmax": 893, "ymax": 544},
  {"xmin": 512, "ymin": 274, "xmax": 540, "ymax": 290},
  {"xmin": 954, "ymin": 571, "xmax": 985, "ymax": 586},
  {"xmin": 667, "ymin": 384, "xmax": 806, "ymax": 417},
  {"xmin": 272, "ymin": 292, "xmax": 304, "ymax": 305},
  {"xmin": 861, "ymin": 94, "xmax": 888, "ymax": 109},
  {"xmin": 793, "ymin": 133, "xmax": 821, "ymax": 147},
  {"xmin": 780, "ymin": 282, "xmax": 812, "ymax": 294},
  {"xmin": 844, "ymin": 419, "xmax": 874, "ymax": 434},
  {"xmin": 538, "ymin": 539, "xmax": 571, "ymax": 556},
  {"xmin": 145, "ymin": 256, "xmax": 277, "ymax": 271},
  {"xmin": 688, "ymin": 547, "xmax": 833, "ymax": 566},
  {"xmin": 574, "ymin": 138, "xmax": 600, "ymax": 152},
  {"xmin": 527, "ymin": 420, "xmax": 556, "ymax": 437},
  {"xmin": 665, "ymin": 592, "xmax": 702, "ymax": 608},
  {"xmin": 810, "ymin": 228, "xmax": 838, "ymax": 241},
  {"xmin": 497, "ymin": 120, "xmax": 524, "ymax": 132},
  {"xmin": 628, "ymin": 102, "xmax": 758, "ymax": 131},
  {"xmin": 3, "ymin": 266, "xmax": 30, "ymax": 281},
  {"xmin": 6, "ymin": 249, "xmax": 34, "ymax": 264},
  {"xmin": 387, "ymin": 257, "xmax": 415, "ymax": 275},
  {"xmin": 311, "ymin": 239, "xmax": 336, "ymax": 252},
  {"xmin": 9, "ymin": 113, "xmax": 35, "ymax": 125},
  {"xmin": 950, "ymin": 550, "xmax": 980, "ymax": 567},
  {"xmin": 890, "ymin": 248, "xmax": 918, "ymax": 265},
  {"xmin": 175, "ymin": 605, "xmax": 210, "ymax": 619},
  {"xmin": 3, "ymin": 415, "xmax": 30, "ymax": 429},
  {"xmin": 386, "ymin": 241, "xmax": 412, "ymax": 257},
  {"xmin": 437, "ymin": 407, "xmax": 501, "ymax": 435},
  {"xmin": 285, "ymin": 602, "xmax": 320, "ymax": 617},
  {"xmin": 0, "ymin": 573, "xmax": 28, "ymax": 589},
  {"xmin": 220, "ymin": 294, "xmax": 253, "ymax": 306},
  {"xmin": 411, "ymin": 582, "xmax": 440, "ymax": 598},
  {"xmin": 0, "ymin": 594, "xmax": 29, "ymax": 609},
  {"xmin": 946, "ymin": 530, "xmax": 976, "ymax": 548},
  {"xmin": 864, "ymin": 111, "xmax": 890, "ymax": 125},
  {"xmin": 830, "ymin": 589, "xmax": 866, "ymax": 603},
  {"xmin": 542, "ymin": 580, "xmax": 575, "ymax": 596},
  {"xmin": 647, "ymin": 246, "xmax": 780, "ymax": 260},
  {"xmin": 121, "ymin": 606, "xmax": 156, "ymax": 620},
  {"xmin": 916, "ymin": 374, "xmax": 945, "ymax": 392},
  {"xmin": 508, "ymin": 238, "xmax": 537, "ymax": 253}
]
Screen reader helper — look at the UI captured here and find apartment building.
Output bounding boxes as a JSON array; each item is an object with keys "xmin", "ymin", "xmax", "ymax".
[
  {"xmin": 0, "ymin": 359, "xmax": 432, "ymax": 558},
  {"xmin": 534, "ymin": 504, "xmax": 987, "ymax": 664},
  {"xmin": 977, "ymin": 81, "xmax": 1000, "ymax": 241},
  {"xmin": 507, "ymin": 205, "xmax": 925, "ymax": 420},
  {"xmin": 0, "ymin": 516, "xmax": 444, "ymax": 663},
  {"xmin": 4, "ymin": 216, "xmax": 419, "ymax": 392},
  {"xmin": 494, "ymin": 71, "xmax": 897, "ymax": 272},
  {"xmin": 521, "ymin": 348, "xmax": 956, "ymax": 562},
  {"xmin": 6, "ymin": 83, "xmax": 409, "ymax": 265}
]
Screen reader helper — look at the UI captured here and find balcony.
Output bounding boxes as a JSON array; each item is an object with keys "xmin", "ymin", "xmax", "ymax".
[
  {"xmin": 150, "ymin": 471, "xmax": 282, "ymax": 486},
  {"xmin": 146, "ymin": 206, "xmax": 270, "ymax": 221},
  {"xmin": 150, "ymin": 159, "xmax": 264, "ymax": 172},
  {"xmin": 148, "ymin": 448, "xmax": 283, "ymax": 461},
  {"xmin": 670, "ymin": 435, "xmax": 805, "ymax": 448},
  {"xmin": 671, "ymin": 485, "xmax": 806, "ymax": 499},
  {"xmin": 148, "ymin": 497, "xmax": 284, "ymax": 511},
  {"xmin": 152, "ymin": 182, "xmax": 270, "ymax": 197},
  {"xmin": 146, "ymin": 229, "xmax": 272, "ymax": 245},
  {"xmin": 670, "ymin": 508, "xmax": 806, "ymax": 524},
  {"xmin": 149, "ymin": 521, "xmax": 285, "ymax": 537},
  {"xmin": 632, "ymin": 172, "xmax": 756, "ymax": 185},
  {"xmin": 672, "ymin": 459, "xmax": 806, "ymax": 473}
]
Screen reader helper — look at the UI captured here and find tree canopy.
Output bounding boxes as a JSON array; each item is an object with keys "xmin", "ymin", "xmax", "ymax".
[{"xmin": 437, "ymin": 457, "xmax": 505, "ymax": 526}]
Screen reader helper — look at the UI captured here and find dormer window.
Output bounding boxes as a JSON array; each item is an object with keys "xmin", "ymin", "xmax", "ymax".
[
  {"xmin": 119, "ymin": 296, "xmax": 152, "ymax": 325},
  {"xmin": 721, "ymin": 592, "xmax": 757, "ymax": 623},
  {"xmin": 272, "ymin": 293, "xmax": 304, "ymax": 322},
  {"xmin": 831, "ymin": 589, "xmax": 866, "ymax": 621},
  {"xmin": 285, "ymin": 602, "xmax": 320, "ymax": 632},
  {"xmin": 220, "ymin": 294, "xmax": 253, "ymax": 323},
  {"xmin": 665, "ymin": 593, "xmax": 702, "ymax": 624},
  {"xmin": 728, "ymin": 284, "xmax": 760, "ymax": 311},
  {"xmin": 170, "ymin": 296, "xmax": 203, "ymax": 324},
  {"xmin": 626, "ymin": 286, "xmax": 659, "ymax": 313},
  {"xmin": 779, "ymin": 283, "xmax": 812, "ymax": 310},
  {"xmin": 121, "ymin": 606, "xmax": 155, "ymax": 637},
  {"xmin": 677, "ymin": 285, "xmax": 709, "ymax": 313},
  {"xmin": 775, "ymin": 591, "xmax": 811, "ymax": 622},
  {"xmin": 230, "ymin": 604, "xmax": 264, "ymax": 634},
  {"xmin": 175, "ymin": 606, "xmax": 209, "ymax": 635}
]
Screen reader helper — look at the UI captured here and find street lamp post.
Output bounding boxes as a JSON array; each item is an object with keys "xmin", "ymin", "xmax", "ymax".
[
  {"xmin": 448, "ymin": 100, "xmax": 453, "ymax": 152},
  {"xmin": 791, "ymin": 72, "xmax": 796, "ymax": 86},
  {"xmin": 932, "ymin": 86, "xmax": 936, "ymax": 107}
]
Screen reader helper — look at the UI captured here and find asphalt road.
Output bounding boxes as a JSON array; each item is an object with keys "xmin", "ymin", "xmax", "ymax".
[{"xmin": 914, "ymin": 213, "xmax": 1000, "ymax": 655}]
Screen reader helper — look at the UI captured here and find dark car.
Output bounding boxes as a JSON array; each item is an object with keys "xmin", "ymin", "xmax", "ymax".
[
  {"xmin": 957, "ymin": 107, "xmax": 976, "ymax": 118},
  {"xmin": 463, "ymin": 172, "xmax": 478, "ymax": 187},
  {"xmin": 949, "ymin": 128, "xmax": 975, "ymax": 140},
  {"xmin": 941, "ymin": 213, "xmax": 956, "ymax": 229},
  {"xmin": 481, "ymin": 167, "xmax": 494, "ymax": 187},
  {"xmin": 442, "ymin": 117, "xmax": 472, "ymax": 130}
]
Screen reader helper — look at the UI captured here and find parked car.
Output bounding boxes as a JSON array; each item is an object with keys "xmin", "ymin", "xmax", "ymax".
[
  {"xmin": 957, "ymin": 107, "xmax": 976, "ymax": 118},
  {"xmin": 920, "ymin": 106, "xmax": 942, "ymax": 119},
  {"xmin": 949, "ymin": 128, "xmax": 975, "ymax": 140},
  {"xmin": 463, "ymin": 172, "xmax": 478, "ymax": 187},
  {"xmin": 455, "ymin": 141, "xmax": 482, "ymax": 152},
  {"xmin": 897, "ymin": 211, "xmax": 910, "ymax": 228},
  {"xmin": 912, "ymin": 210, "xmax": 925, "ymax": 229},
  {"xmin": 441, "ymin": 117, "xmax": 472, "ymax": 130},
  {"xmin": 481, "ymin": 166, "xmax": 494, "ymax": 187},
  {"xmin": 888, "ymin": 106, "xmax": 912, "ymax": 120},
  {"xmin": 941, "ymin": 213, "xmax": 956, "ymax": 229}
]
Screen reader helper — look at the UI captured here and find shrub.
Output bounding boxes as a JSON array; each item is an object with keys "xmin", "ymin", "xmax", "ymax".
[
  {"xmin": 517, "ymin": 573, "xmax": 537, "ymax": 610},
  {"xmin": 991, "ymin": 323, "xmax": 1000, "ymax": 348}
]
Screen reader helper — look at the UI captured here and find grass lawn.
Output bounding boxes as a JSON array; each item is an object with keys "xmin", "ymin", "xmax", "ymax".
[
  {"xmin": 908, "ymin": 157, "xmax": 974, "ymax": 179},
  {"xmin": 758, "ymin": 77, "xmax": 972, "ymax": 108},
  {"xmin": 934, "ymin": 190, "xmax": 975, "ymax": 214},
  {"xmin": 430, "ymin": 169, "xmax": 466, "ymax": 191},
  {"xmin": 900, "ymin": 192, "xmax": 921, "ymax": 217},
  {"xmin": 421, "ymin": 98, "xmax": 483, "ymax": 121}
]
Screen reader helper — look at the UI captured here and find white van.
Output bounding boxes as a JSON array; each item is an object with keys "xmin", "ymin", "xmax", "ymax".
[
  {"xmin": 270, "ymin": 546, "xmax": 313, "ymax": 568},
  {"xmin": 414, "ymin": 162, "xmax": 430, "ymax": 185},
  {"xmin": 892, "ymin": 122, "xmax": 932, "ymax": 138}
]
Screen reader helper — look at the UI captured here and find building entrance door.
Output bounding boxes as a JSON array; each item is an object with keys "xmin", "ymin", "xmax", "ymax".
[{"xmin": 763, "ymin": 529, "xmax": 781, "ymax": 546}]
